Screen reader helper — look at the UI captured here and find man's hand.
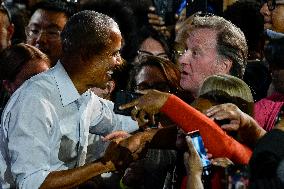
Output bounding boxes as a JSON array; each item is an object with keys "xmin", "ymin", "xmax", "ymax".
[
  {"xmin": 119, "ymin": 90, "xmax": 170, "ymax": 127},
  {"xmin": 102, "ymin": 131, "xmax": 154, "ymax": 170},
  {"xmin": 102, "ymin": 130, "xmax": 130, "ymax": 141}
]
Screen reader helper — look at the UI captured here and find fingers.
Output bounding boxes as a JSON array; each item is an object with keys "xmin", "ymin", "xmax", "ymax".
[
  {"xmin": 119, "ymin": 99, "xmax": 139, "ymax": 110},
  {"xmin": 205, "ymin": 103, "xmax": 240, "ymax": 122},
  {"xmin": 206, "ymin": 103, "xmax": 237, "ymax": 116},
  {"xmin": 148, "ymin": 15, "xmax": 165, "ymax": 25},
  {"xmin": 137, "ymin": 110, "xmax": 149, "ymax": 126},
  {"xmin": 131, "ymin": 107, "xmax": 150, "ymax": 128},
  {"xmin": 220, "ymin": 123, "xmax": 240, "ymax": 132},
  {"xmin": 183, "ymin": 152, "xmax": 190, "ymax": 172},
  {"xmin": 148, "ymin": 11, "xmax": 165, "ymax": 26},
  {"xmin": 185, "ymin": 136, "xmax": 198, "ymax": 155},
  {"xmin": 103, "ymin": 131, "xmax": 130, "ymax": 141},
  {"xmin": 206, "ymin": 109, "xmax": 231, "ymax": 122},
  {"xmin": 211, "ymin": 157, "xmax": 234, "ymax": 168}
]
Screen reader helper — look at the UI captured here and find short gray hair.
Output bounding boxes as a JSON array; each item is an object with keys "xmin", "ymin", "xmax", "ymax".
[{"xmin": 191, "ymin": 14, "xmax": 248, "ymax": 79}]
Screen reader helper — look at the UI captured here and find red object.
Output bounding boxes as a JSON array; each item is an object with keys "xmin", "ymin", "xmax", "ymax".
[
  {"xmin": 161, "ymin": 95, "xmax": 252, "ymax": 164},
  {"xmin": 254, "ymin": 92, "xmax": 284, "ymax": 131}
]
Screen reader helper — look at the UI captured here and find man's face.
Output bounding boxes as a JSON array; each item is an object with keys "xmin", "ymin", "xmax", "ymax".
[
  {"xmin": 26, "ymin": 9, "xmax": 67, "ymax": 65},
  {"xmin": 177, "ymin": 28, "xmax": 228, "ymax": 97},
  {"xmin": 0, "ymin": 12, "xmax": 13, "ymax": 51},
  {"xmin": 260, "ymin": 1, "xmax": 284, "ymax": 33},
  {"xmin": 83, "ymin": 27, "xmax": 123, "ymax": 90}
]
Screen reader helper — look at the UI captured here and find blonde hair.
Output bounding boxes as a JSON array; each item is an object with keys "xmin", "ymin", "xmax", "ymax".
[{"xmin": 198, "ymin": 74, "xmax": 253, "ymax": 115}]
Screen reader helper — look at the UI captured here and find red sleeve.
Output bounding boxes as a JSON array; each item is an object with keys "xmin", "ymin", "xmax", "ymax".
[{"xmin": 160, "ymin": 95, "xmax": 252, "ymax": 164}]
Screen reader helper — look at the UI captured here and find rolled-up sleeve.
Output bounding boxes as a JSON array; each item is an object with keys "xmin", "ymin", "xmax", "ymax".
[{"xmin": 5, "ymin": 94, "xmax": 55, "ymax": 189}]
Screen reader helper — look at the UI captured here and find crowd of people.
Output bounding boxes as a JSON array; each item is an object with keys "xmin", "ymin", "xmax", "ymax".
[{"xmin": 0, "ymin": 0, "xmax": 284, "ymax": 189}]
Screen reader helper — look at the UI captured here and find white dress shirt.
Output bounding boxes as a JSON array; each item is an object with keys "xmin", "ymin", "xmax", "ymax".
[{"xmin": 0, "ymin": 61, "xmax": 138, "ymax": 189}]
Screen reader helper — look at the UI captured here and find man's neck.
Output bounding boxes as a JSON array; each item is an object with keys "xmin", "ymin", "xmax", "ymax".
[{"xmin": 60, "ymin": 57, "xmax": 87, "ymax": 95}]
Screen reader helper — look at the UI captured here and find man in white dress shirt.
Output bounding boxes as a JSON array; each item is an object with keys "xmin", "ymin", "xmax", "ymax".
[{"xmin": 0, "ymin": 10, "xmax": 147, "ymax": 189}]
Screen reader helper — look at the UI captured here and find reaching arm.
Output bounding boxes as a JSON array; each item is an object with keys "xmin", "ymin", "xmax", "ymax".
[
  {"xmin": 120, "ymin": 90, "xmax": 253, "ymax": 164},
  {"xmin": 40, "ymin": 161, "xmax": 115, "ymax": 189},
  {"xmin": 41, "ymin": 126, "xmax": 176, "ymax": 189}
]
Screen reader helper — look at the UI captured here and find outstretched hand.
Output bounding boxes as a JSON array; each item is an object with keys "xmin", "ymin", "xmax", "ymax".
[
  {"xmin": 119, "ymin": 90, "xmax": 170, "ymax": 127},
  {"xmin": 102, "ymin": 131, "xmax": 149, "ymax": 170}
]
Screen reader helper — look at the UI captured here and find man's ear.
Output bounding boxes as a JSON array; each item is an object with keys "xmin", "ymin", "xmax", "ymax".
[
  {"xmin": 2, "ymin": 80, "xmax": 13, "ymax": 94},
  {"xmin": 219, "ymin": 58, "xmax": 233, "ymax": 74}
]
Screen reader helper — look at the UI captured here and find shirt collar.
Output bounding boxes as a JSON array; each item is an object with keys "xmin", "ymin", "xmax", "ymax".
[{"xmin": 52, "ymin": 60, "xmax": 81, "ymax": 107}]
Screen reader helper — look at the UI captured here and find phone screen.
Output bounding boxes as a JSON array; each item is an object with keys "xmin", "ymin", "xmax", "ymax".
[{"xmin": 189, "ymin": 131, "xmax": 211, "ymax": 168}]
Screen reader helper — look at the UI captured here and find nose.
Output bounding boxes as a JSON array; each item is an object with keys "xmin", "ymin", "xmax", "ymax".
[
  {"xmin": 178, "ymin": 50, "xmax": 190, "ymax": 66},
  {"xmin": 260, "ymin": 3, "xmax": 270, "ymax": 16}
]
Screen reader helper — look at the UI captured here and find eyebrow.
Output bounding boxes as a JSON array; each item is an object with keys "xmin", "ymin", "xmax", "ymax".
[{"xmin": 28, "ymin": 23, "xmax": 62, "ymax": 30}]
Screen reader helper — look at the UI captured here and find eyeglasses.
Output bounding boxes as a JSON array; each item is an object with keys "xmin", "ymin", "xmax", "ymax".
[
  {"xmin": 25, "ymin": 26, "xmax": 61, "ymax": 41},
  {"xmin": 0, "ymin": 2, "xmax": 11, "ymax": 23},
  {"xmin": 137, "ymin": 50, "xmax": 169, "ymax": 61}
]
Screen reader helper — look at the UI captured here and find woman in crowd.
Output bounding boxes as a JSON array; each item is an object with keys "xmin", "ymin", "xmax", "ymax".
[
  {"xmin": 254, "ymin": 38, "xmax": 284, "ymax": 131},
  {"xmin": 121, "ymin": 55, "xmax": 187, "ymax": 189}
]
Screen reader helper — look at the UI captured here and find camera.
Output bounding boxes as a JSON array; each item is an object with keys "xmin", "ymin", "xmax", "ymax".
[{"xmin": 113, "ymin": 90, "xmax": 142, "ymax": 116}]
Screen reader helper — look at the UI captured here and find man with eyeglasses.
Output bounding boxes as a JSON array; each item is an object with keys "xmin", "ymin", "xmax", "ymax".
[
  {"xmin": 260, "ymin": 0, "xmax": 284, "ymax": 34},
  {"xmin": 25, "ymin": 1, "xmax": 75, "ymax": 66}
]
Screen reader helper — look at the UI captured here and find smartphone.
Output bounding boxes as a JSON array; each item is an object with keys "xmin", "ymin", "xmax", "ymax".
[
  {"xmin": 113, "ymin": 90, "xmax": 142, "ymax": 116},
  {"xmin": 152, "ymin": 0, "xmax": 176, "ymax": 26},
  {"xmin": 188, "ymin": 130, "xmax": 211, "ymax": 176}
]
